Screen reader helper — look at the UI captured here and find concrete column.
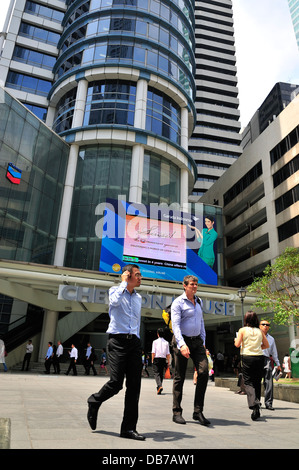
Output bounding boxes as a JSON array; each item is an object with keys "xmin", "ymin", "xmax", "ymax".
[
  {"xmin": 45, "ymin": 105, "xmax": 56, "ymax": 128},
  {"xmin": 72, "ymin": 78, "xmax": 88, "ymax": 128},
  {"xmin": 181, "ymin": 107, "xmax": 189, "ymax": 150},
  {"xmin": 134, "ymin": 78, "xmax": 148, "ymax": 130},
  {"xmin": 129, "ymin": 144, "xmax": 144, "ymax": 203},
  {"xmin": 54, "ymin": 144, "xmax": 79, "ymax": 266},
  {"xmin": 180, "ymin": 168, "xmax": 189, "ymax": 207},
  {"xmin": 38, "ymin": 310, "xmax": 59, "ymax": 362}
]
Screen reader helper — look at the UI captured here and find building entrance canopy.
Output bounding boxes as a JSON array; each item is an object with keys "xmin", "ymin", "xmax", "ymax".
[{"xmin": 0, "ymin": 260, "xmax": 259, "ymax": 326}]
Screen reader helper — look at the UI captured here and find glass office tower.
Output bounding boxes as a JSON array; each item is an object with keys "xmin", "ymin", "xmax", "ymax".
[
  {"xmin": 288, "ymin": 0, "xmax": 299, "ymax": 49},
  {"xmin": 0, "ymin": 0, "xmax": 197, "ymax": 271},
  {"xmin": 188, "ymin": 0, "xmax": 242, "ymax": 198}
]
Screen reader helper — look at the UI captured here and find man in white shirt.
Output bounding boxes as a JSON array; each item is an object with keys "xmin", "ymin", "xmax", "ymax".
[
  {"xmin": 53, "ymin": 341, "xmax": 63, "ymax": 374},
  {"xmin": 65, "ymin": 344, "xmax": 78, "ymax": 376},
  {"xmin": 21, "ymin": 340, "xmax": 33, "ymax": 371},
  {"xmin": 151, "ymin": 328, "xmax": 171, "ymax": 395}
]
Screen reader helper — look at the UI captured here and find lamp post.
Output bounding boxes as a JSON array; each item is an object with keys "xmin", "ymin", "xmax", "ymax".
[{"xmin": 238, "ymin": 287, "xmax": 246, "ymax": 325}]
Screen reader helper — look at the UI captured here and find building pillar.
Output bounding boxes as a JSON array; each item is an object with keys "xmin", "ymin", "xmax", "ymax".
[
  {"xmin": 180, "ymin": 168, "xmax": 189, "ymax": 207},
  {"xmin": 53, "ymin": 78, "xmax": 87, "ymax": 266},
  {"xmin": 181, "ymin": 107, "xmax": 189, "ymax": 150},
  {"xmin": 128, "ymin": 78, "xmax": 148, "ymax": 203},
  {"xmin": 134, "ymin": 78, "xmax": 148, "ymax": 130},
  {"xmin": 72, "ymin": 78, "xmax": 88, "ymax": 128},
  {"xmin": 38, "ymin": 310, "xmax": 59, "ymax": 362},
  {"xmin": 45, "ymin": 105, "xmax": 56, "ymax": 128},
  {"xmin": 54, "ymin": 143, "xmax": 79, "ymax": 266},
  {"xmin": 129, "ymin": 144, "xmax": 144, "ymax": 203}
]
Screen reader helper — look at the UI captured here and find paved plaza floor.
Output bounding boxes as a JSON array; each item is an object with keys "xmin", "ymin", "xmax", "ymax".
[{"xmin": 0, "ymin": 371, "xmax": 298, "ymax": 455}]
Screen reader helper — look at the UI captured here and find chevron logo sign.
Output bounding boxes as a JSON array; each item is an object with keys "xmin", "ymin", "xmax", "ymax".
[{"xmin": 6, "ymin": 163, "xmax": 22, "ymax": 185}]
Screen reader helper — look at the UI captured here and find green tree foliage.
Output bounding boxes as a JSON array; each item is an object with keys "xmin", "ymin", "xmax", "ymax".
[{"xmin": 248, "ymin": 247, "xmax": 299, "ymax": 326}]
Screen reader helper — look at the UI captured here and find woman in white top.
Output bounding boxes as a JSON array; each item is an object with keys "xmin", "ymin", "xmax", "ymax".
[
  {"xmin": 234, "ymin": 311, "xmax": 269, "ymax": 420},
  {"xmin": 283, "ymin": 354, "xmax": 291, "ymax": 379}
]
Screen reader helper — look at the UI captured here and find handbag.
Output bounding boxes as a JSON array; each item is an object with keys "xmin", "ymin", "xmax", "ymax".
[{"xmin": 164, "ymin": 366, "xmax": 171, "ymax": 379}]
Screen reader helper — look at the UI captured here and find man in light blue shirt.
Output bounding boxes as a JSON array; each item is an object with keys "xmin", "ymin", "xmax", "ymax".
[
  {"xmin": 171, "ymin": 275, "xmax": 209, "ymax": 426},
  {"xmin": 260, "ymin": 321, "xmax": 282, "ymax": 410},
  {"xmin": 44, "ymin": 342, "xmax": 53, "ymax": 374},
  {"xmin": 87, "ymin": 264, "xmax": 145, "ymax": 441}
]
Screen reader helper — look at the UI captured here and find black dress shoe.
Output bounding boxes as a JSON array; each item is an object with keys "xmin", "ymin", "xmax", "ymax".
[
  {"xmin": 120, "ymin": 430, "xmax": 146, "ymax": 441},
  {"xmin": 251, "ymin": 405, "xmax": 260, "ymax": 421},
  {"xmin": 193, "ymin": 412, "xmax": 211, "ymax": 426},
  {"xmin": 266, "ymin": 405, "xmax": 275, "ymax": 410},
  {"xmin": 87, "ymin": 402, "xmax": 99, "ymax": 430},
  {"xmin": 173, "ymin": 414, "xmax": 186, "ymax": 425}
]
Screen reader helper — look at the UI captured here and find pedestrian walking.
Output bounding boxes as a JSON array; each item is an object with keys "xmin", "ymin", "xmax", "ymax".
[
  {"xmin": 234, "ymin": 311, "xmax": 269, "ymax": 420},
  {"xmin": 21, "ymin": 340, "xmax": 33, "ymax": 371},
  {"xmin": 171, "ymin": 275, "xmax": 210, "ymax": 426},
  {"xmin": 151, "ymin": 328, "xmax": 171, "ymax": 394},
  {"xmin": 87, "ymin": 264, "xmax": 145, "ymax": 441}
]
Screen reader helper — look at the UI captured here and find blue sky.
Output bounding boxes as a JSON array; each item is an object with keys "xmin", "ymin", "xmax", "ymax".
[{"xmin": 1, "ymin": 0, "xmax": 299, "ymax": 128}]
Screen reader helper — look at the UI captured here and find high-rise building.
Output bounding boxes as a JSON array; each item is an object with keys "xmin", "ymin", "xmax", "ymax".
[
  {"xmin": 1, "ymin": 1, "xmax": 241, "ymax": 362},
  {"xmin": 288, "ymin": 0, "xmax": 299, "ymax": 50},
  {"xmin": 188, "ymin": 0, "xmax": 242, "ymax": 200},
  {"xmin": 0, "ymin": 0, "xmax": 198, "ymax": 272},
  {"xmin": 241, "ymin": 82, "xmax": 299, "ymax": 149}
]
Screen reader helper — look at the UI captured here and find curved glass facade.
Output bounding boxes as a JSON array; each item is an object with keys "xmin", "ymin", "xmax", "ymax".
[
  {"xmin": 65, "ymin": 144, "xmax": 182, "ymax": 269},
  {"xmin": 83, "ymin": 80, "xmax": 136, "ymax": 126},
  {"xmin": 49, "ymin": 0, "xmax": 196, "ymax": 271},
  {"xmin": 53, "ymin": 0, "xmax": 195, "ymax": 99}
]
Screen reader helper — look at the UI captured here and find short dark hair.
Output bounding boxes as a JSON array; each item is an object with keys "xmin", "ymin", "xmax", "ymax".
[
  {"xmin": 157, "ymin": 328, "xmax": 165, "ymax": 338},
  {"xmin": 205, "ymin": 215, "xmax": 214, "ymax": 223},
  {"xmin": 183, "ymin": 275, "xmax": 198, "ymax": 285},
  {"xmin": 122, "ymin": 264, "xmax": 140, "ymax": 274},
  {"xmin": 244, "ymin": 311, "xmax": 259, "ymax": 328}
]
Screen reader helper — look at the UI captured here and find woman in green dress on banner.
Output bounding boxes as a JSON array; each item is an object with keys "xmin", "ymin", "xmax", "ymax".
[{"xmin": 189, "ymin": 216, "xmax": 218, "ymax": 269}]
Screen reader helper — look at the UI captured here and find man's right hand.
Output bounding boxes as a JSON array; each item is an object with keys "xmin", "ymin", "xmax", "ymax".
[
  {"xmin": 180, "ymin": 344, "xmax": 190, "ymax": 359},
  {"xmin": 121, "ymin": 270, "xmax": 131, "ymax": 283}
]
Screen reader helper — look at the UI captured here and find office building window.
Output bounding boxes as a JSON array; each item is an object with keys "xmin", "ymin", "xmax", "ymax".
[
  {"xmin": 146, "ymin": 87, "xmax": 181, "ymax": 145},
  {"xmin": 270, "ymin": 125, "xmax": 299, "ymax": 165},
  {"xmin": 5, "ymin": 72, "xmax": 52, "ymax": 97},
  {"xmin": 83, "ymin": 80, "xmax": 136, "ymax": 126},
  {"xmin": 278, "ymin": 215, "xmax": 299, "ymax": 242},
  {"xmin": 19, "ymin": 22, "xmax": 61, "ymax": 46},
  {"xmin": 25, "ymin": 1, "xmax": 64, "ymax": 23},
  {"xmin": 223, "ymin": 161, "xmax": 263, "ymax": 206},
  {"xmin": 53, "ymin": 88, "xmax": 78, "ymax": 134},
  {"xmin": 12, "ymin": 46, "xmax": 56, "ymax": 71},
  {"xmin": 275, "ymin": 184, "xmax": 299, "ymax": 214},
  {"xmin": 142, "ymin": 151, "xmax": 180, "ymax": 204},
  {"xmin": 272, "ymin": 154, "xmax": 299, "ymax": 188},
  {"xmin": 23, "ymin": 103, "xmax": 47, "ymax": 122}
]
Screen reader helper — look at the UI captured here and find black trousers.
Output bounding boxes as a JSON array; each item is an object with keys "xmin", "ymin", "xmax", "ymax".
[
  {"xmin": 172, "ymin": 335, "xmax": 208, "ymax": 415},
  {"xmin": 153, "ymin": 357, "xmax": 167, "ymax": 389},
  {"xmin": 262, "ymin": 356, "xmax": 273, "ymax": 407},
  {"xmin": 85, "ymin": 358, "xmax": 97, "ymax": 376},
  {"xmin": 242, "ymin": 355, "xmax": 264, "ymax": 409},
  {"xmin": 88, "ymin": 335, "xmax": 142, "ymax": 433},
  {"xmin": 22, "ymin": 353, "xmax": 31, "ymax": 371},
  {"xmin": 52, "ymin": 356, "xmax": 61, "ymax": 373},
  {"xmin": 66, "ymin": 358, "xmax": 77, "ymax": 375},
  {"xmin": 44, "ymin": 358, "xmax": 52, "ymax": 374}
]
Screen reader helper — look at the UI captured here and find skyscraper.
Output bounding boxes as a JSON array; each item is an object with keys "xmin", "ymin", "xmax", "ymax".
[
  {"xmin": 0, "ymin": 0, "xmax": 197, "ymax": 270},
  {"xmin": 288, "ymin": 0, "xmax": 299, "ymax": 50},
  {"xmin": 188, "ymin": 0, "xmax": 242, "ymax": 199}
]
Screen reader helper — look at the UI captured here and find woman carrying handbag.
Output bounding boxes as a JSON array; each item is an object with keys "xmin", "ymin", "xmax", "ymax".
[{"xmin": 234, "ymin": 311, "xmax": 269, "ymax": 421}]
